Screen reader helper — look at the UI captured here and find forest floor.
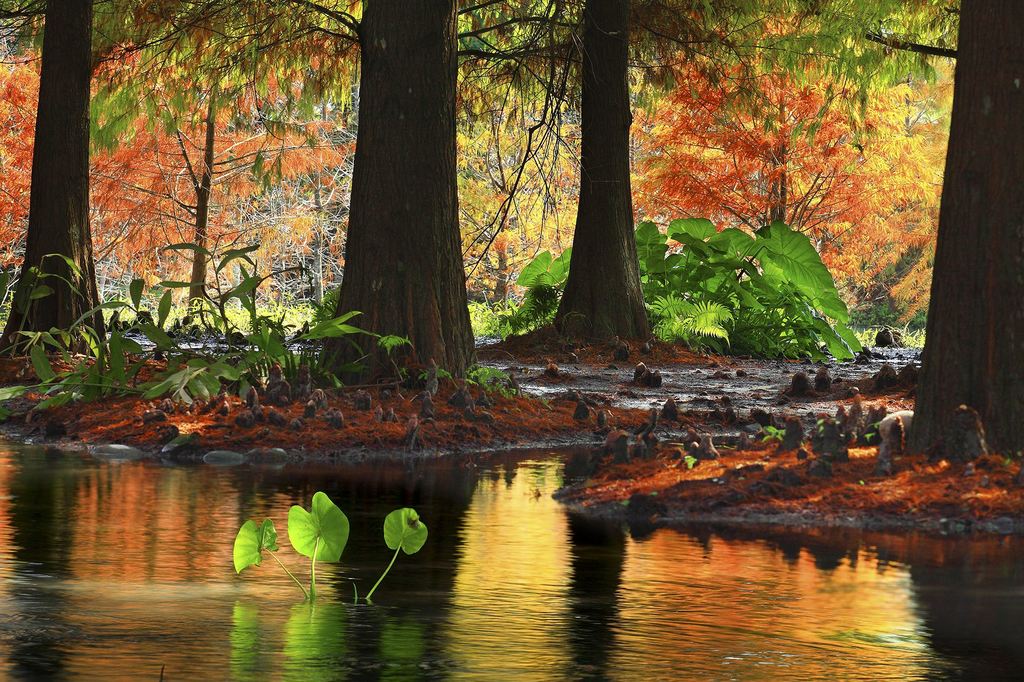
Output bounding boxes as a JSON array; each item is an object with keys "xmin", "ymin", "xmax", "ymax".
[{"xmin": 1, "ymin": 329, "xmax": 1021, "ymax": 533}]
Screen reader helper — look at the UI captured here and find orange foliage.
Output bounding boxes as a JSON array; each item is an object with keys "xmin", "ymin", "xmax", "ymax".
[{"xmin": 636, "ymin": 63, "xmax": 949, "ymax": 316}]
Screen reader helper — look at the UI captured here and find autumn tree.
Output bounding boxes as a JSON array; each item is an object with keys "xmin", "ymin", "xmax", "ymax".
[
  {"xmin": 911, "ymin": 0, "xmax": 1024, "ymax": 455},
  {"xmin": 0, "ymin": 0, "xmax": 103, "ymax": 349},
  {"xmin": 637, "ymin": 63, "xmax": 947, "ymax": 316}
]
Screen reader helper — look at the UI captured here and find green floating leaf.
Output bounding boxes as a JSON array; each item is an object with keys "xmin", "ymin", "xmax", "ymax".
[
  {"xmin": 383, "ymin": 508, "xmax": 428, "ymax": 555},
  {"xmin": 288, "ymin": 491, "xmax": 349, "ymax": 562},
  {"xmin": 233, "ymin": 518, "xmax": 279, "ymax": 574}
]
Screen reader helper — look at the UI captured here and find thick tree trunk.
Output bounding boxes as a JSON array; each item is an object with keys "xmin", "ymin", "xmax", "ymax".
[
  {"xmin": 189, "ymin": 88, "xmax": 216, "ymax": 302},
  {"xmin": 1, "ymin": 0, "xmax": 102, "ymax": 350},
  {"xmin": 331, "ymin": 0, "xmax": 474, "ymax": 378},
  {"xmin": 910, "ymin": 0, "xmax": 1024, "ymax": 454},
  {"xmin": 555, "ymin": 0, "xmax": 649, "ymax": 340}
]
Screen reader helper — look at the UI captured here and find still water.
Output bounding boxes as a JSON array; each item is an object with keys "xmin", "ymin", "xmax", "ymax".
[{"xmin": 0, "ymin": 442, "xmax": 1022, "ymax": 681}]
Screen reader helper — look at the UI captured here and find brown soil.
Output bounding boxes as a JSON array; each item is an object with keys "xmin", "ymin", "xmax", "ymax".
[
  {"xmin": 1, "ymin": 370, "xmax": 664, "ymax": 460},
  {"xmin": 556, "ymin": 441, "xmax": 1024, "ymax": 535}
]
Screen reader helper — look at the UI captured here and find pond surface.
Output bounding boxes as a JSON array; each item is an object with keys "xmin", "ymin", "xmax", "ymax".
[{"xmin": 1, "ymin": 442, "xmax": 1022, "ymax": 680}]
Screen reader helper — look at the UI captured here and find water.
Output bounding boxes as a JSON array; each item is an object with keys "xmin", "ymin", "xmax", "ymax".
[{"xmin": 0, "ymin": 442, "xmax": 1022, "ymax": 680}]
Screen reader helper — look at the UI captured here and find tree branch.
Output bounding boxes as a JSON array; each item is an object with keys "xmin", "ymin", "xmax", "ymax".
[{"xmin": 865, "ymin": 31, "xmax": 956, "ymax": 59}]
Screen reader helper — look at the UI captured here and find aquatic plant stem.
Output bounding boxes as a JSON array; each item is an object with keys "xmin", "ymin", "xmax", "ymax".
[
  {"xmin": 365, "ymin": 546, "xmax": 401, "ymax": 603},
  {"xmin": 309, "ymin": 537, "xmax": 321, "ymax": 600},
  {"xmin": 269, "ymin": 551, "xmax": 309, "ymax": 600}
]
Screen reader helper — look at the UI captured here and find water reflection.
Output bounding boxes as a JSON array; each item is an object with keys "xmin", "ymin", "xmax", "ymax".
[{"xmin": 0, "ymin": 442, "xmax": 1022, "ymax": 679}]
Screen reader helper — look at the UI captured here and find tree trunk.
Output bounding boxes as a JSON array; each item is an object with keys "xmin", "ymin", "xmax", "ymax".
[
  {"xmin": 0, "ymin": 0, "xmax": 102, "ymax": 350},
  {"xmin": 331, "ymin": 0, "xmax": 474, "ymax": 378},
  {"xmin": 555, "ymin": 0, "xmax": 649, "ymax": 340},
  {"xmin": 910, "ymin": 0, "xmax": 1024, "ymax": 455},
  {"xmin": 189, "ymin": 88, "xmax": 216, "ymax": 302}
]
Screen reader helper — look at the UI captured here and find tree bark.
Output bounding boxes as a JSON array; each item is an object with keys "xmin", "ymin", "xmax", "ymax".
[
  {"xmin": 555, "ymin": 0, "xmax": 649, "ymax": 340},
  {"xmin": 331, "ymin": 0, "xmax": 474, "ymax": 378},
  {"xmin": 1, "ymin": 0, "xmax": 102, "ymax": 350},
  {"xmin": 188, "ymin": 87, "xmax": 217, "ymax": 302},
  {"xmin": 910, "ymin": 0, "xmax": 1024, "ymax": 455}
]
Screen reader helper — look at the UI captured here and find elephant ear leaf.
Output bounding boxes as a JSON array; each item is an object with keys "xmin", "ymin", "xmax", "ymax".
[
  {"xmin": 383, "ymin": 508, "xmax": 428, "ymax": 555},
  {"xmin": 233, "ymin": 518, "xmax": 279, "ymax": 574},
  {"xmin": 288, "ymin": 491, "xmax": 349, "ymax": 562}
]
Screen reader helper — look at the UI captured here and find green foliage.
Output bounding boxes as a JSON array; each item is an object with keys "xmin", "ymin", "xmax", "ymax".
[
  {"xmin": 234, "ymin": 495, "xmax": 428, "ymax": 604},
  {"xmin": 638, "ymin": 219, "xmax": 861, "ymax": 360},
  {"xmin": 466, "ymin": 365, "xmax": 516, "ymax": 397},
  {"xmin": 0, "ymin": 245, "xmax": 371, "ymax": 420},
  {"xmin": 761, "ymin": 425, "xmax": 785, "ymax": 443},
  {"xmin": 366, "ymin": 508, "xmax": 428, "ymax": 603},
  {"xmin": 475, "ymin": 249, "xmax": 572, "ymax": 337},
  {"xmin": 233, "ymin": 519, "xmax": 279, "ymax": 573}
]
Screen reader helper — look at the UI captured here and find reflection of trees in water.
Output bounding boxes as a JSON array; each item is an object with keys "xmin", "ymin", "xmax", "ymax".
[
  {"xmin": 6, "ymin": 447, "xmax": 79, "ymax": 679},
  {"xmin": 670, "ymin": 523, "xmax": 1024, "ymax": 678},
  {"xmin": 566, "ymin": 512, "xmax": 626, "ymax": 680}
]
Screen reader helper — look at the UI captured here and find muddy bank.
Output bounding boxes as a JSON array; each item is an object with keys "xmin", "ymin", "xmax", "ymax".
[
  {"xmin": 555, "ymin": 440, "xmax": 1024, "ymax": 536},
  {"xmin": 0, "ymin": 375, "xmax": 665, "ymax": 464}
]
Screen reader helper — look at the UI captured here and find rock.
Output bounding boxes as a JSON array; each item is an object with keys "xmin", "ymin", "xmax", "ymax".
[
  {"xmin": 92, "ymin": 444, "xmax": 147, "ymax": 461},
  {"xmin": 448, "ymin": 385, "xmax": 474, "ymax": 409},
  {"xmin": 310, "ymin": 388, "xmax": 329, "ymax": 411},
  {"xmin": 289, "ymin": 418, "xmax": 304, "ymax": 431},
  {"xmin": 812, "ymin": 418, "xmax": 848, "ymax": 463},
  {"xmin": 874, "ymin": 328, "xmax": 895, "ymax": 347},
  {"xmin": 235, "ymin": 410, "xmax": 257, "ymax": 428},
  {"xmin": 873, "ymin": 363, "xmax": 899, "ymax": 391},
  {"xmin": 633, "ymin": 362, "xmax": 648, "ymax": 385},
  {"xmin": 267, "ymin": 410, "xmax": 288, "ymax": 427},
  {"xmin": 265, "ymin": 363, "xmax": 292, "ymax": 406},
  {"xmin": 245, "ymin": 388, "xmax": 261, "ymax": 411},
  {"xmin": 897, "ymin": 363, "xmax": 919, "ymax": 387},
  {"xmin": 711, "ymin": 369, "xmax": 730, "ymax": 379},
  {"xmin": 247, "ymin": 447, "xmax": 288, "ymax": 464},
  {"xmin": 778, "ymin": 416, "xmax": 804, "ymax": 452},
  {"xmin": 353, "ymin": 390, "xmax": 372, "ymax": 411},
  {"xmin": 573, "ymin": 400, "xmax": 590, "ymax": 421},
  {"xmin": 735, "ymin": 368, "xmax": 747, "ymax": 377},
  {"xmin": 604, "ymin": 429, "xmax": 630, "ymax": 463},
  {"xmin": 420, "ymin": 392, "xmax": 435, "ymax": 420},
  {"xmin": 808, "ymin": 458, "xmax": 833, "ymax": 478},
  {"xmin": 202, "ymin": 450, "xmax": 247, "ymax": 466},
  {"xmin": 788, "ymin": 371, "xmax": 811, "ymax": 397},
  {"xmin": 324, "ymin": 409, "xmax": 345, "ymax": 429},
  {"xmin": 750, "ymin": 408, "xmax": 772, "ymax": 427},
  {"xmin": 424, "ymin": 358, "xmax": 439, "ymax": 396},
  {"xmin": 647, "ymin": 369, "xmax": 663, "ymax": 388},
  {"xmin": 694, "ymin": 433, "xmax": 720, "ymax": 460},
  {"xmin": 661, "ymin": 397, "xmax": 678, "ymax": 422},
  {"xmin": 544, "ymin": 362, "xmax": 561, "ymax": 378},
  {"xmin": 946, "ymin": 404, "xmax": 990, "ymax": 462},
  {"xmin": 142, "ymin": 405, "xmax": 165, "ymax": 421},
  {"xmin": 294, "ymin": 363, "xmax": 313, "ymax": 402},
  {"xmin": 405, "ymin": 416, "xmax": 420, "ymax": 450},
  {"xmin": 813, "ymin": 367, "xmax": 832, "ymax": 393},
  {"xmin": 613, "ymin": 342, "xmax": 630, "ymax": 362}
]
